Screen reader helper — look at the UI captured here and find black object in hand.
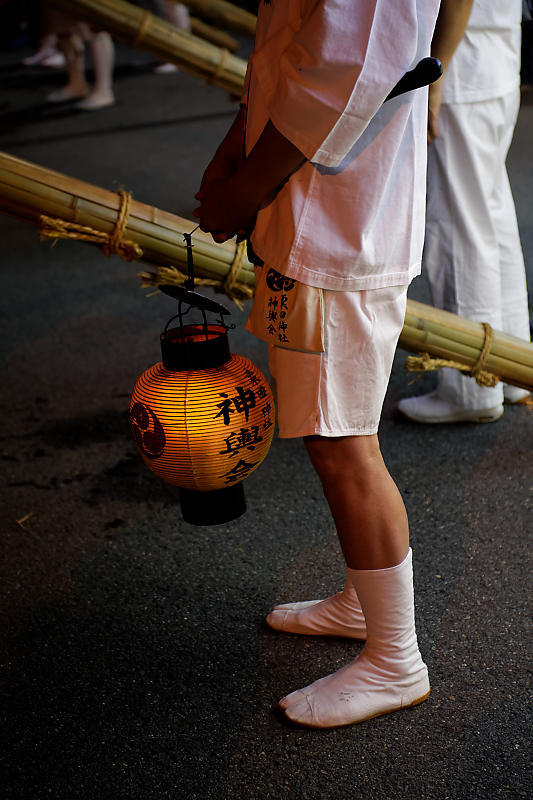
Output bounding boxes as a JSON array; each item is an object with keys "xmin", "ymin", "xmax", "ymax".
[{"xmin": 386, "ymin": 57, "xmax": 442, "ymax": 102}]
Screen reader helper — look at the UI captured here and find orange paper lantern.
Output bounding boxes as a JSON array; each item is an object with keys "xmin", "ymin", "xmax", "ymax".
[{"xmin": 130, "ymin": 288, "xmax": 274, "ymax": 525}]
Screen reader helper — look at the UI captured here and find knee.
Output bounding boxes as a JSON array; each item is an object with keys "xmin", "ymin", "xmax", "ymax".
[{"xmin": 304, "ymin": 434, "xmax": 382, "ymax": 483}]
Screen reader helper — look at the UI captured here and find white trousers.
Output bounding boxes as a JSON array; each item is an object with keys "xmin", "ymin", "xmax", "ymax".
[{"xmin": 423, "ymin": 89, "xmax": 531, "ymax": 409}]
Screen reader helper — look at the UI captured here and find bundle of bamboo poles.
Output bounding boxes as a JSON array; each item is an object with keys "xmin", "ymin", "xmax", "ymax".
[
  {"xmin": 48, "ymin": 0, "xmax": 247, "ymax": 96},
  {"xmin": 1, "ymin": 151, "xmax": 532, "ymax": 390},
  {"xmin": 179, "ymin": 0, "xmax": 256, "ymax": 36},
  {"xmin": 402, "ymin": 301, "xmax": 533, "ymax": 391},
  {"xmin": 0, "ymin": 152, "xmax": 255, "ymax": 305}
]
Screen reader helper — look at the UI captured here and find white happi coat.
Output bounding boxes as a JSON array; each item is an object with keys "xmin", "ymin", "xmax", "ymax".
[{"xmin": 243, "ymin": 0, "xmax": 441, "ymax": 291}]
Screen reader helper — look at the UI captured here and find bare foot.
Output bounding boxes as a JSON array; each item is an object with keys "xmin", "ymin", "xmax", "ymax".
[{"xmin": 75, "ymin": 91, "xmax": 115, "ymax": 110}]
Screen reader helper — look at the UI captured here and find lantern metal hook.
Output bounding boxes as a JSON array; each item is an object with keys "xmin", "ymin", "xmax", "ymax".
[
  {"xmin": 158, "ymin": 230, "xmax": 235, "ymax": 344},
  {"xmin": 183, "ymin": 231, "xmax": 196, "ymax": 291},
  {"xmin": 157, "ymin": 232, "xmax": 233, "ymax": 335}
]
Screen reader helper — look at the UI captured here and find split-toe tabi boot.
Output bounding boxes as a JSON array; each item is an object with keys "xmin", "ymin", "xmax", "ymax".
[
  {"xmin": 503, "ymin": 386, "xmax": 531, "ymax": 404},
  {"xmin": 279, "ymin": 548, "xmax": 430, "ymax": 728},
  {"xmin": 397, "ymin": 390, "xmax": 503, "ymax": 423},
  {"xmin": 266, "ymin": 570, "xmax": 367, "ymax": 639}
]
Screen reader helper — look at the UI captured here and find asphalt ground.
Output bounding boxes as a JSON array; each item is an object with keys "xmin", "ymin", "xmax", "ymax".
[{"xmin": 1, "ymin": 38, "xmax": 532, "ymax": 800}]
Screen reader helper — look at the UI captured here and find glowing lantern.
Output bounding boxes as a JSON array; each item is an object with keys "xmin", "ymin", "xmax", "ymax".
[{"xmin": 130, "ymin": 248, "xmax": 274, "ymax": 525}]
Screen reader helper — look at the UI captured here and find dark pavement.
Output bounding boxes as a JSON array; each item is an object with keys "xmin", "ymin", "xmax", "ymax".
[{"xmin": 1, "ymin": 38, "xmax": 532, "ymax": 800}]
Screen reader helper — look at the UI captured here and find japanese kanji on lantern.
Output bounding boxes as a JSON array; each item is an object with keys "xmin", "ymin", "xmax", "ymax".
[{"xmin": 130, "ymin": 233, "xmax": 275, "ymax": 525}]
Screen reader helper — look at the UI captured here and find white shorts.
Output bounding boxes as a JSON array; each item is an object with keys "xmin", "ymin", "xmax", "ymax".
[{"xmin": 268, "ymin": 284, "xmax": 407, "ymax": 438}]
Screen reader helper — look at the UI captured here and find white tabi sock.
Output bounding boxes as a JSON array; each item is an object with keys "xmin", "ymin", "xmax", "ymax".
[
  {"xmin": 279, "ymin": 548, "xmax": 430, "ymax": 728},
  {"xmin": 266, "ymin": 570, "xmax": 366, "ymax": 639}
]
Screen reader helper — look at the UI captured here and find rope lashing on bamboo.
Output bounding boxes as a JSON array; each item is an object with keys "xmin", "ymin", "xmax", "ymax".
[
  {"xmin": 39, "ymin": 190, "xmax": 143, "ymax": 262},
  {"xmin": 471, "ymin": 322, "xmax": 498, "ymax": 385},
  {"xmin": 137, "ymin": 240, "xmax": 253, "ymax": 308},
  {"xmin": 210, "ymin": 47, "xmax": 229, "ymax": 84},
  {"xmin": 224, "ymin": 238, "xmax": 249, "ymax": 298},
  {"xmin": 406, "ymin": 322, "xmax": 500, "ymax": 387},
  {"xmin": 133, "ymin": 10, "xmax": 152, "ymax": 47}
]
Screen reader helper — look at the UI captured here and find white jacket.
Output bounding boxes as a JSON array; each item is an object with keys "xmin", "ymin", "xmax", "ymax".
[{"xmin": 245, "ymin": 0, "xmax": 441, "ymax": 291}]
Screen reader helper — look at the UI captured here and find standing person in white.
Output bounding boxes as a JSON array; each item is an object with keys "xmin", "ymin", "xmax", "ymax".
[
  {"xmin": 398, "ymin": 0, "xmax": 531, "ymax": 424},
  {"xmin": 194, "ymin": 1, "xmax": 472, "ymax": 729}
]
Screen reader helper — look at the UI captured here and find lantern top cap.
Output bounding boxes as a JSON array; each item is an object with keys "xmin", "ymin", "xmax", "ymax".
[{"xmin": 159, "ymin": 284, "xmax": 231, "ymax": 317}]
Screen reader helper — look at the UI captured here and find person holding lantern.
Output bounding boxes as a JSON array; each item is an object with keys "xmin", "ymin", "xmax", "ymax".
[{"xmin": 194, "ymin": 0, "xmax": 472, "ymax": 729}]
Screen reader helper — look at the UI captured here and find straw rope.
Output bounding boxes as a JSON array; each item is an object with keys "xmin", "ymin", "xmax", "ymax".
[
  {"xmin": 224, "ymin": 238, "xmax": 248, "ymax": 296},
  {"xmin": 39, "ymin": 190, "xmax": 143, "ymax": 262},
  {"xmin": 137, "ymin": 240, "xmax": 253, "ymax": 308},
  {"xmin": 406, "ymin": 322, "xmax": 499, "ymax": 387},
  {"xmin": 133, "ymin": 10, "xmax": 152, "ymax": 47},
  {"xmin": 471, "ymin": 323, "xmax": 497, "ymax": 385}
]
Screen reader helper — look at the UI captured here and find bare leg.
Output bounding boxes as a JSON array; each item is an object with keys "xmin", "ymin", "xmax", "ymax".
[
  {"xmin": 278, "ymin": 434, "xmax": 428, "ymax": 728},
  {"xmin": 76, "ymin": 27, "xmax": 115, "ymax": 110},
  {"xmin": 304, "ymin": 434, "xmax": 408, "ymax": 569},
  {"xmin": 153, "ymin": 0, "xmax": 190, "ymax": 72},
  {"xmin": 266, "ymin": 433, "xmax": 407, "ymax": 638},
  {"xmin": 162, "ymin": 0, "xmax": 191, "ymax": 30},
  {"xmin": 47, "ymin": 30, "xmax": 88, "ymax": 102}
]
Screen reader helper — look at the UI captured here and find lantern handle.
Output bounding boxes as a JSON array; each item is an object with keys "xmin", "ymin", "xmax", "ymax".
[
  {"xmin": 161, "ymin": 306, "xmax": 222, "ymax": 338},
  {"xmin": 158, "ymin": 284, "xmax": 232, "ymax": 316},
  {"xmin": 183, "ymin": 231, "xmax": 196, "ymax": 291},
  {"xmin": 162, "ymin": 313, "xmax": 182, "ymax": 337}
]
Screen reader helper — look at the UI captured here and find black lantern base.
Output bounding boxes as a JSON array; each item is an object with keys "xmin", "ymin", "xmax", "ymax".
[{"xmin": 179, "ymin": 483, "xmax": 246, "ymax": 526}]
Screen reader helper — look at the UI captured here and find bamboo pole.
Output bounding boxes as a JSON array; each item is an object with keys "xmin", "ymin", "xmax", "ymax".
[
  {"xmin": 178, "ymin": 0, "xmax": 256, "ymax": 36},
  {"xmin": 48, "ymin": 0, "xmax": 247, "ymax": 96},
  {"xmin": 1, "ymin": 151, "xmax": 532, "ymax": 390},
  {"xmin": 404, "ymin": 301, "xmax": 533, "ymax": 370},
  {"xmin": 0, "ymin": 152, "xmax": 255, "ymax": 295},
  {"xmin": 400, "ymin": 324, "xmax": 533, "ymax": 389},
  {"xmin": 189, "ymin": 18, "xmax": 238, "ymax": 52}
]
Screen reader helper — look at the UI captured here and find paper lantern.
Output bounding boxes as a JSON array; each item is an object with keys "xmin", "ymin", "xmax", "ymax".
[{"xmin": 130, "ymin": 284, "xmax": 274, "ymax": 525}]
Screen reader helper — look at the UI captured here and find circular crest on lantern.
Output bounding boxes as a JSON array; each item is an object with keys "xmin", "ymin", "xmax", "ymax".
[{"xmin": 130, "ymin": 401, "xmax": 166, "ymax": 460}]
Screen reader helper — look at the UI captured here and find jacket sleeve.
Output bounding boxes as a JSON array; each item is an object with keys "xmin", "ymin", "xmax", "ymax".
[{"xmin": 253, "ymin": 0, "xmax": 421, "ymax": 167}]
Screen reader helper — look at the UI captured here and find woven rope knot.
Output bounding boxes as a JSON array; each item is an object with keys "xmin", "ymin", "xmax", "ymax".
[
  {"xmin": 224, "ymin": 239, "xmax": 249, "ymax": 296},
  {"xmin": 405, "ymin": 321, "xmax": 500, "ymax": 387},
  {"xmin": 470, "ymin": 322, "xmax": 498, "ymax": 386},
  {"xmin": 133, "ymin": 10, "xmax": 152, "ymax": 47},
  {"xmin": 39, "ymin": 190, "xmax": 143, "ymax": 262},
  {"xmin": 210, "ymin": 47, "xmax": 229, "ymax": 84}
]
